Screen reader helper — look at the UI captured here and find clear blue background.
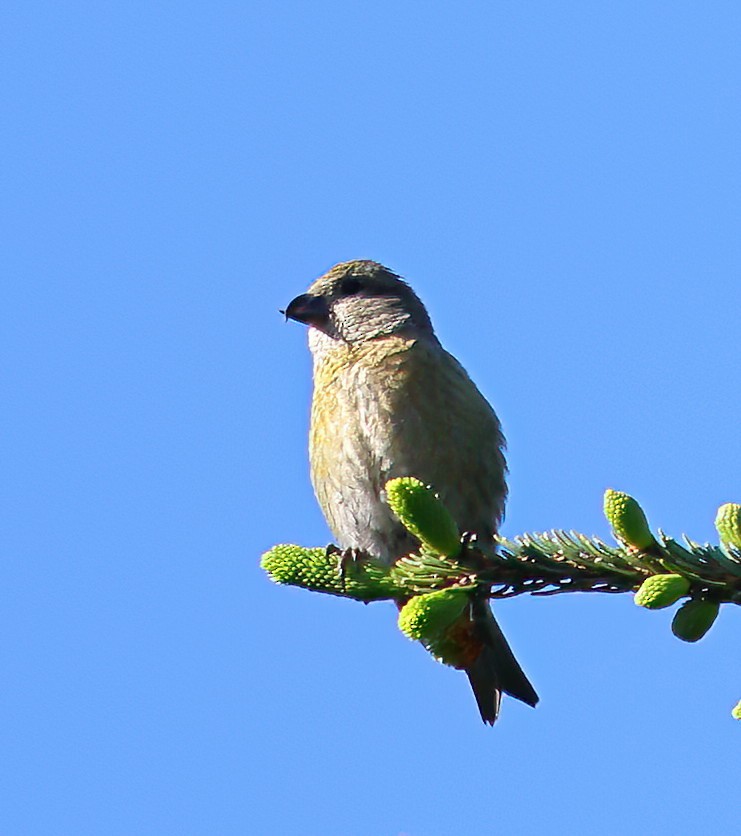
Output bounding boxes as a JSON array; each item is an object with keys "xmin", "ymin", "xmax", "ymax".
[{"xmin": 3, "ymin": 2, "xmax": 739, "ymax": 834}]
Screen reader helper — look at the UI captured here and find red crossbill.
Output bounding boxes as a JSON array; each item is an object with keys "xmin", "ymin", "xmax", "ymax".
[{"xmin": 284, "ymin": 260, "xmax": 538, "ymax": 724}]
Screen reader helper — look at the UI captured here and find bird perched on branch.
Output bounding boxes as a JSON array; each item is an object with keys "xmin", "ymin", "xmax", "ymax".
[{"xmin": 283, "ymin": 260, "xmax": 538, "ymax": 724}]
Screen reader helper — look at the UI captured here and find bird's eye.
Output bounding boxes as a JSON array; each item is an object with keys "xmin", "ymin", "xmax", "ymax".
[{"xmin": 340, "ymin": 277, "xmax": 363, "ymax": 296}]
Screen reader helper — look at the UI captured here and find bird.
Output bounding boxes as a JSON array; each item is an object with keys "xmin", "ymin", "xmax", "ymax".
[{"xmin": 283, "ymin": 259, "xmax": 538, "ymax": 724}]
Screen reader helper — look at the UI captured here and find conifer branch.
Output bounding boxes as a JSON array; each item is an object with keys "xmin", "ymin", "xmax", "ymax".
[
  {"xmin": 262, "ymin": 484, "xmax": 741, "ymax": 607},
  {"xmin": 261, "ymin": 481, "xmax": 741, "ymax": 716}
]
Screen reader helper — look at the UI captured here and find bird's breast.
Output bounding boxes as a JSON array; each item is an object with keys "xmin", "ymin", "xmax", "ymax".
[{"xmin": 309, "ymin": 336, "xmax": 507, "ymax": 561}]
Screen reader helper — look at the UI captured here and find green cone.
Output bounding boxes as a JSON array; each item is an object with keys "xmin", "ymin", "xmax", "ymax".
[
  {"xmin": 604, "ymin": 489, "xmax": 656, "ymax": 550},
  {"xmin": 671, "ymin": 599, "xmax": 720, "ymax": 643},
  {"xmin": 386, "ymin": 477, "xmax": 461, "ymax": 557},
  {"xmin": 398, "ymin": 587, "xmax": 471, "ymax": 665},
  {"xmin": 260, "ymin": 544, "xmax": 397, "ymax": 600},
  {"xmin": 634, "ymin": 574, "xmax": 690, "ymax": 609},
  {"xmin": 715, "ymin": 503, "xmax": 741, "ymax": 550},
  {"xmin": 732, "ymin": 701, "xmax": 741, "ymax": 721}
]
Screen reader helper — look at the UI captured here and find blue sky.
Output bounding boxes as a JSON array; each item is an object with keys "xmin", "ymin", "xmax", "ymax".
[{"xmin": 3, "ymin": 2, "xmax": 740, "ymax": 834}]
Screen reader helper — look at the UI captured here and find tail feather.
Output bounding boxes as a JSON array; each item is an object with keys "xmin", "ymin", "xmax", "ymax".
[{"xmin": 465, "ymin": 598, "xmax": 538, "ymax": 724}]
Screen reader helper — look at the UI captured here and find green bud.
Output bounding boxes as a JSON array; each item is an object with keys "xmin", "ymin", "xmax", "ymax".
[
  {"xmin": 671, "ymin": 599, "xmax": 720, "ymax": 643},
  {"xmin": 604, "ymin": 489, "xmax": 656, "ymax": 550},
  {"xmin": 398, "ymin": 587, "xmax": 471, "ymax": 665},
  {"xmin": 386, "ymin": 477, "xmax": 461, "ymax": 556},
  {"xmin": 715, "ymin": 503, "xmax": 741, "ymax": 550},
  {"xmin": 732, "ymin": 701, "xmax": 741, "ymax": 721},
  {"xmin": 398, "ymin": 587, "xmax": 470, "ymax": 641},
  {"xmin": 260, "ymin": 544, "xmax": 397, "ymax": 601},
  {"xmin": 634, "ymin": 574, "xmax": 690, "ymax": 609},
  {"xmin": 261, "ymin": 545, "xmax": 337, "ymax": 588}
]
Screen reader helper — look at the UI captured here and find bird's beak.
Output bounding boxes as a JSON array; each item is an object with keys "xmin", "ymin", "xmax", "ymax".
[{"xmin": 282, "ymin": 293, "xmax": 329, "ymax": 327}]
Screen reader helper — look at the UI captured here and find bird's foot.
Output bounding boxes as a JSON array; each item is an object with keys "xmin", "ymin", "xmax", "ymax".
[
  {"xmin": 324, "ymin": 545, "xmax": 367, "ymax": 585},
  {"xmin": 459, "ymin": 532, "xmax": 496, "ymax": 569},
  {"xmin": 337, "ymin": 547, "xmax": 365, "ymax": 582}
]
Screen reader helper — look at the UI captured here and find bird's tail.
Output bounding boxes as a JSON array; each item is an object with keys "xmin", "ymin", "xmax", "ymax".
[{"xmin": 464, "ymin": 597, "xmax": 538, "ymax": 725}]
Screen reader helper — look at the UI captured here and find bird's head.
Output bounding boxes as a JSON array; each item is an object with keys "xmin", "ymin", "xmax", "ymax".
[{"xmin": 283, "ymin": 261, "xmax": 436, "ymax": 346}]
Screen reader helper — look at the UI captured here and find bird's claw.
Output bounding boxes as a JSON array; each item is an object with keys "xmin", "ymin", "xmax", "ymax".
[
  {"xmin": 336, "ymin": 547, "xmax": 365, "ymax": 583},
  {"xmin": 459, "ymin": 532, "xmax": 497, "ymax": 569},
  {"xmin": 323, "ymin": 544, "xmax": 365, "ymax": 585}
]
